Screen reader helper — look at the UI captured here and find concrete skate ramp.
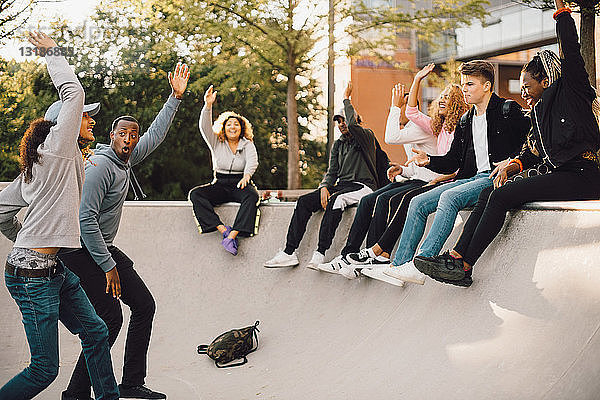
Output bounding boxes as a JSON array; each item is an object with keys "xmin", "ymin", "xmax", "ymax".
[{"xmin": 2, "ymin": 201, "xmax": 600, "ymax": 399}]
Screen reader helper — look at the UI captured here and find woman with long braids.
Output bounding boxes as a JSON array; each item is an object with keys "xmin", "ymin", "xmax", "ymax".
[
  {"xmin": 0, "ymin": 32, "xmax": 119, "ymax": 400},
  {"xmin": 188, "ymin": 85, "xmax": 259, "ymax": 256},
  {"xmin": 414, "ymin": 0, "xmax": 600, "ymax": 287}
]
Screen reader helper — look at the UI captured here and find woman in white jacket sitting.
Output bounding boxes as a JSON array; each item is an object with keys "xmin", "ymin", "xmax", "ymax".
[{"xmin": 188, "ymin": 85, "xmax": 259, "ymax": 256}]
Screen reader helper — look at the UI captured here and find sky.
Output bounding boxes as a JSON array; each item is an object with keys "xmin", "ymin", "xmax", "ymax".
[{"xmin": 0, "ymin": 0, "xmax": 100, "ymax": 60}]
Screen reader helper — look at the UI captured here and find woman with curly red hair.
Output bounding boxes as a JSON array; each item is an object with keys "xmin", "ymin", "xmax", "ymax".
[
  {"xmin": 0, "ymin": 32, "xmax": 118, "ymax": 400},
  {"xmin": 188, "ymin": 85, "xmax": 259, "ymax": 256}
]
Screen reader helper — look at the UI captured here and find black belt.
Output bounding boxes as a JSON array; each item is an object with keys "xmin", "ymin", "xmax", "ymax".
[{"xmin": 5, "ymin": 262, "xmax": 59, "ymax": 278}]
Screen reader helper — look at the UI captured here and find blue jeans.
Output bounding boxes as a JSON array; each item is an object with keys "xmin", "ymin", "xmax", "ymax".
[
  {"xmin": 391, "ymin": 173, "xmax": 492, "ymax": 266},
  {"xmin": 0, "ymin": 254, "xmax": 119, "ymax": 400}
]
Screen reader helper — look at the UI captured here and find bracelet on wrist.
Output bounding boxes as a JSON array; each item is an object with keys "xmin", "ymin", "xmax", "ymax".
[
  {"xmin": 508, "ymin": 159, "xmax": 523, "ymax": 173},
  {"xmin": 553, "ymin": 7, "xmax": 571, "ymax": 19}
]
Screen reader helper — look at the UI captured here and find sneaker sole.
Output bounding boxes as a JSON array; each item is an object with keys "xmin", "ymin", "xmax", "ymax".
[
  {"xmin": 361, "ymin": 268, "xmax": 404, "ymax": 287},
  {"xmin": 382, "ymin": 269, "xmax": 425, "ymax": 285},
  {"xmin": 414, "ymin": 257, "xmax": 464, "ymax": 281},
  {"xmin": 339, "ymin": 268, "xmax": 359, "ymax": 280},
  {"xmin": 306, "ymin": 263, "xmax": 320, "ymax": 270},
  {"xmin": 318, "ymin": 265, "xmax": 340, "ymax": 274},
  {"xmin": 428, "ymin": 274, "xmax": 472, "ymax": 288},
  {"xmin": 264, "ymin": 261, "xmax": 299, "ymax": 268}
]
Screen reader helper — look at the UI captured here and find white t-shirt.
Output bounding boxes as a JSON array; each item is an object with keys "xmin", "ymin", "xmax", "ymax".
[{"xmin": 472, "ymin": 112, "xmax": 490, "ymax": 173}]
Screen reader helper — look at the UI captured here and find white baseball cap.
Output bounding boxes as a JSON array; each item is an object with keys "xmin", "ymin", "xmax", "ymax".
[{"xmin": 44, "ymin": 100, "xmax": 100, "ymax": 123}]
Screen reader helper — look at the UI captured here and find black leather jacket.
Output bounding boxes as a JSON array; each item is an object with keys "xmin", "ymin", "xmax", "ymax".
[
  {"xmin": 428, "ymin": 93, "xmax": 529, "ymax": 179},
  {"xmin": 519, "ymin": 11, "xmax": 600, "ymax": 170}
]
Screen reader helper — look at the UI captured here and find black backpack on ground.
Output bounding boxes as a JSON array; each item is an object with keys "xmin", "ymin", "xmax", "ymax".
[{"xmin": 197, "ymin": 321, "xmax": 260, "ymax": 368}]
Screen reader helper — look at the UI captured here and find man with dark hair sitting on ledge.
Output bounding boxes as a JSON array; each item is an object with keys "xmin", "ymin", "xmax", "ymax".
[
  {"xmin": 414, "ymin": 0, "xmax": 600, "ymax": 287},
  {"xmin": 264, "ymin": 82, "xmax": 386, "ymax": 269}
]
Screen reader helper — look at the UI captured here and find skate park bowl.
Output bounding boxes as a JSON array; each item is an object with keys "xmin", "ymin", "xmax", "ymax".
[{"xmin": 2, "ymin": 200, "xmax": 600, "ymax": 399}]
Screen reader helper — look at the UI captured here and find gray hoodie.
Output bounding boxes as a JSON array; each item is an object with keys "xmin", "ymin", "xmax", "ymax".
[
  {"xmin": 79, "ymin": 95, "xmax": 181, "ymax": 272},
  {"xmin": 0, "ymin": 54, "xmax": 85, "ymax": 248}
]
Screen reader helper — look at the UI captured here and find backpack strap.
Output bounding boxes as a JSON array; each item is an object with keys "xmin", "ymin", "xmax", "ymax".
[
  {"xmin": 216, "ymin": 357, "xmax": 248, "ymax": 368},
  {"xmin": 502, "ymin": 99, "xmax": 515, "ymax": 118},
  {"xmin": 247, "ymin": 321, "xmax": 260, "ymax": 354},
  {"xmin": 459, "ymin": 111, "xmax": 469, "ymax": 129},
  {"xmin": 197, "ymin": 345, "xmax": 208, "ymax": 354}
]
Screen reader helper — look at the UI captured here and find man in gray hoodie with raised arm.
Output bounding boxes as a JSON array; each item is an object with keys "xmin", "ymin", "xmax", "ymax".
[{"xmin": 59, "ymin": 63, "xmax": 190, "ymax": 400}]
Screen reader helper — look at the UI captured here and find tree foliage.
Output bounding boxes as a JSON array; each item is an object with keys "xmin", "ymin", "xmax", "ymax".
[{"xmin": 0, "ymin": 1, "xmax": 327, "ymax": 197}]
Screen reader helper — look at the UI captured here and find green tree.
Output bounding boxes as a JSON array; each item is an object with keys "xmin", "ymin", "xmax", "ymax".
[{"xmin": 33, "ymin": 4, "xmax": 325, "ymax": 197}]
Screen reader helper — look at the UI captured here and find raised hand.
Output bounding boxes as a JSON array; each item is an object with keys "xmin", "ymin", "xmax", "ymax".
[
  {"xmin": 27, "ymin": 31, "xmax": 58, "ymax": 51},
  {"xmin": 414, "ymin": 63, "xmax": 435, "ymax": 81},
  {"xmin": 405, "ymin": 148, "xmax": 429, "ymax": 167},
  {"xmin": 344, "ymin": 81, "xmax": 353, "ymax": 99},
  {"xmin": 204, "ymin": 85, "xmax": 217, "ymax": 108},
  {"xmin": 391, "ymin": 83, "xmax": 406, "ymax": 108},
  {"xmin": 169, "ymin": 62, "xmax": 190, "ymax": 99}
]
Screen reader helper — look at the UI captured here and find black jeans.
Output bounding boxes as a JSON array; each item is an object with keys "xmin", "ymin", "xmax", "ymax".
[
  {"xmin": 340, "ymin": 180, "xmax": 426, "ymax": 256},
  {"xmin": 284, "ymin": 182, "xmax": 367, "ymax": 255},
  {"xmin": 375, "ymin": 183, "xmax": 443, "ymax": 254},
  {"xmin": 61, "ymin": 246, "xmax": 156, "ymax": 396},
  {"xmin": 458, "ymin": 160, "xmax": 600, "ymax": 266},
  {"xmin": 189, "ymin": 173, "xmax": 260, "ymax": 236}
]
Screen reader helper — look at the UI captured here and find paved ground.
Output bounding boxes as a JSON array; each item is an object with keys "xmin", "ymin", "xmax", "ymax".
[{"xmin": 2, "ymin": 201, "xmax": 600, "ymax": 399}]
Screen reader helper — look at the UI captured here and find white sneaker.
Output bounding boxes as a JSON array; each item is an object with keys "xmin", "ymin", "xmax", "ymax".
[
  {"xmin": 264, "ymin": 249, "xmax": 299, "ymax": 268},
  {"xmin": 383, "ymin": 261, "xmax": 425, "ymax": 285},
  {"xmin": 339, "ymin": 264, "xmax": 360, "ymax": 280},
  {"xmin": 361, "ymin": 265, "xmax": 404, "ymax": 287},
  {"xmin": 318, "ymin": 254, "xmax": 347, "ymax": 274},
  {"xmin": 306, "ymin": 251, "xmax": 325, "ymax": 270}
]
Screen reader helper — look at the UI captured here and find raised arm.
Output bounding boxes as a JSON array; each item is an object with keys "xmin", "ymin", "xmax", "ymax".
[
  {"xmin": 343, "ymin": 82, "xmax": 358, "ymax": 127},
  {"xmin": 199, "ymin": 85, "xmax": 219, "ymax": 149},
  {"xmin": 129, "ymin": 63, "xmax": 188, "ymax": 166},
  {"xmin": 385, "ymin": 84, "xmax": 433, "ymax": 144},
  {"xmin": 30, "ymin": 32, "xmax": 84, "ymax": 156},
  {"xmin": 553, "ymin": 1, "xmax": 592, "ymax": 94},
  {"xmin": 408, "ymin": 63, "xmax": 434, "ymax": 108}
]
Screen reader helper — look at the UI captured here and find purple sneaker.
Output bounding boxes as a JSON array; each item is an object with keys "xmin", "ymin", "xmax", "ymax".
[
  {"xmin": 222, "ymin": 225, "xmax": 233, "ymax": 239},
  {"xmin": 221, "ymin": 237, "xmax": 238, "ymax": 255}
]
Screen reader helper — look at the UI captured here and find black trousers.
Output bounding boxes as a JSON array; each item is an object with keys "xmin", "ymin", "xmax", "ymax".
[
  {"xmin": 458, "ymin": 160, "xmax": 600, "ymax": 266},
  {"xmin": 189, "ymin": 173, "xmax": 260, "ymax": 236},
  {"xmin": 61, "ymin": 246, "xmax": 155, "ymax": 396},
  {"xmin": 340, "ymin": 180, "xmax": 426, "ymax": 256},
  {"xmin": 375, "ymin": 182, "xmax": 444, "ymax": 254},
  {"xmin": 284, "ymin": 182, "xmax": 366, "ymax": 255}
]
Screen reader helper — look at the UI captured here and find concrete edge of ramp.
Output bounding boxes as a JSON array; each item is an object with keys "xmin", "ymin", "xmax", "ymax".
[{"xmin": 1, "ymin": 201, "xmax": 600, "ymax": 400}]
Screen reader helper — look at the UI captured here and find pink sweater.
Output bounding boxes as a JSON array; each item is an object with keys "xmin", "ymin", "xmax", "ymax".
[{"xmin": 405, "ymin": 105, "xmax": 454, "ymax": 155}]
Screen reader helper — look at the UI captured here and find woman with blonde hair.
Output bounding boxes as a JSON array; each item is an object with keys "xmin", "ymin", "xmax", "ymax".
[
  {"xmin": 337, "ymin": 65, "xmax": 469, "ymax": 279},
  {"xmin": 188, "ymin": 85, "xmax": 259, "ymax": 255}
]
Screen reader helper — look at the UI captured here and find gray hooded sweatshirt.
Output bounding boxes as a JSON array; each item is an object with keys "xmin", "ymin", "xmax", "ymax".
[
  {"xmin": 79, "ymin": 95, "xmax": 181, "ymax": 272},
  {"xmin": 0, "ymin": 54, "xmax": 85, "ymax": 248}
]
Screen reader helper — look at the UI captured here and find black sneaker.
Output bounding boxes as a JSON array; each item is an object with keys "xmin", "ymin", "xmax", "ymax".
[
  {"xmin": 414, "ymin": 251, "xmax": 466, "ymax": 280},
  {"xmin": 428, "ymin": 270, "xmax": 473, "ymax": 287},
  {"xmin": 118, "ymin": 384, "xmax": 166, "ymax": 399},
  {"xmin": 61, "ymin": 391, "xmax": 93, "ymax": 400},
  {"xmin": 346, "ymin": 248, "xmax": 375, "ymax": 265}
]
